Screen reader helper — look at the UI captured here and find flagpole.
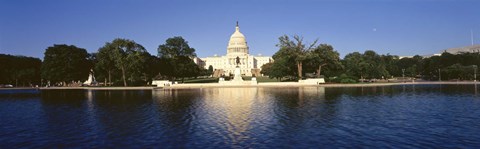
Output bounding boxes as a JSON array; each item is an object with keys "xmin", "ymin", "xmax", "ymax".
[{"xmin": 472, "ymin": 29, "xmax": 474, "ymax": 46}]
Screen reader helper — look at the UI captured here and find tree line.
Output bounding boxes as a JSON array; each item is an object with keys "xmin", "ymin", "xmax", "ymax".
[
  {"xmin": 2, "ymin": 35, "xmax": 479, "ymax": 87},
  {"xmin": 261, "ymin": 35, "xmax": 480, "ymax": 83},
  {"xmin": 1, "ymin": 36, "xmax": 209, "ymax": 87},
  {"xmin": 49, "ymin": 37, "xmax": 210, "ymax": 86},
  {"xmin": 0, "ymin": 54, "xmax": 41, "ymax": 86}
]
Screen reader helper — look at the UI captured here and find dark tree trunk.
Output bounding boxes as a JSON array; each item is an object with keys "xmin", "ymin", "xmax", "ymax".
[
  {"xmin": 108, "ymin": 70, "xmax": 111, "ymax": 86},
  {"xmin": 297, "ymin": 62, "xmax": 303, "ymax": 79},
  {"xmin": 317, "ymin": 64, "xmax": 326, "ymax": 78},
  {"xmin": 121, "ymin": 67, "xmax": 127, "ymax": 86}
]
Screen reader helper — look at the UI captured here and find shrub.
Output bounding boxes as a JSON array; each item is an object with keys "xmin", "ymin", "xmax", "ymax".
[{"xmin": 332, "ymin": 74, "xmax": 358, "ymax": 83}]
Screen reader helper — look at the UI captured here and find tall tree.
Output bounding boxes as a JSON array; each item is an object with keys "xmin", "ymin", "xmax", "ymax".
[
  {"xmin": 382, "ymin": 54, "xmax": 400, "ymax": 77},
  {"xmin": 261, "ymin": 59, "xmax": 291, "ymax": 81},
  {"xmin": 272, "ymin": 41, "xmax": 298, "ymax": 77},
  {"xmin": 95, "ymin": 45, "xmax": 117, "ymax": 86},
  {"xmin": 144, "ymin": 55, "xmax": 162, "ymax": 84},
  {"xmin": 343, "ymin": 50, "xmax": 390, "ymax": 79},
  {"xmin": 208, "ymin": 65, "xmax": 214, "ymax": 76},
  {"xmin": 158, "ymin": 36, "xmax": 196, "ymax": 58},
  {"xmin": 0, "ymin": 54, "xmax": 41, "ymax": 86},
  {"xmin": 157, "ymin": 36, "xmax": 199, "ymax": 82},
  {"xmin": 276, "ymin": 35, "xmax": 318, "ymax": 79},
  {"xmin": 343, "ymin": 52, "xmax": 365, "ymax": 79},
  {"xmin": 396, "ymin": 55, "xmax": 422, "ymax": 77},
  {"xmin": 307, "ymin": 44, "xmax": 342, "ymax": 78},
  {"xmin": 363, "ymin": 50, "xmax": 389, "ymax": 78},
  {"xmin": 41, "ymin": 44, "xmax": 90, "ymax": 86},
  {"xmin": 97, "ymin": 38, "xmax": 150, "ymax": 86}
]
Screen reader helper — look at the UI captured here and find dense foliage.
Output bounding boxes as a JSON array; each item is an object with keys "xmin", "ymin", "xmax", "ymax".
[
  {"xmin": 0, "ymin": 54, "xmax": 41, "ymax": 86},
  {"xmin": 41, "ymin": 44, "xmax": 90, "ymax": 86},
  {"xmin": 3, "ymin": 35, "xmax": 480, "ymax": 87},
  {"xmin": 264, "ymin": 35, "xmax": 480, "ymax": 82},
  {"xmin": 157, "ymin": 36, "xmax": 205, "ymax": 82},
  {"xmin": 95, "ymin": 38, "xmax": 153, "ymax": 86},
  {"xmin": 264, "ymin": 35, "xmax": 342, "ymax": 81}
]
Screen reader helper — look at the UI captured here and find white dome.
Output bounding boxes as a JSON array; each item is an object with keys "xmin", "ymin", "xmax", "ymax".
[{"xmin": 227, "ymin": 22, "xmax": 249, "ymax": 55}]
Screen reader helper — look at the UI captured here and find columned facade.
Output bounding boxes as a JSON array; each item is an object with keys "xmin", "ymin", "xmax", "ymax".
[{"xmin": 194, "ymin": 22, "xmax": 273, "ymax": 77}]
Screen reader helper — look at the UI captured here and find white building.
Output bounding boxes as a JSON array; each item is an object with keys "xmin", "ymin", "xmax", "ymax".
[
  {"xmin": 194, "ymin": 22, "xmax": 273, "ymax": 77},
  {"xmin": 399, "ymin": 45, "xmax": 480, "ymax": 59},
  {"xmin": 443, "ymin": 44, "xmax": 480, "ymax": 54}
]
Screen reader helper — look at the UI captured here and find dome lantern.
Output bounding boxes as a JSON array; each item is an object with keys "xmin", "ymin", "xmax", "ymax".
[{"xmin": 227, "ymin": 21, "xmax": 249, "ymax": 56}]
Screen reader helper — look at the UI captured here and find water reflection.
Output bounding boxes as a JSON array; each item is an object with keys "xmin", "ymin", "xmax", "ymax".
[
  {"xmin": 40, "ymin": 90, "xmax": 92, "ymax": 147},
  {"xmin": 90, "ymin": 90, "xmax": 155, "ymax": 146},
  {"xmin": 2, "ymin": 85, "xmax": 480, "ymax": 148},
  {"xmin": 152, "ymin": 87, "xmax": 329, "ymax": 147},
  {"xmin": 208, "ymin": 88, "xmax": 257, "ymax": 146},
  {"xmin": 152, "ymin": 89, "xmax": 201, "ymax": 148},
  {"xmin": 475, "ymin": 83, "xmax": 478, "ymax": 96}
]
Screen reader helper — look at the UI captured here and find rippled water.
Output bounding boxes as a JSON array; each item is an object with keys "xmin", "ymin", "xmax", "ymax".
[{"xmin": 1, "ymin": 85, "xmax": 480, "ymax": 148}]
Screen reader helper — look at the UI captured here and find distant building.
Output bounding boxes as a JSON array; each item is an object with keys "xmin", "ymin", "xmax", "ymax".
[
  {"xmin": 442, "ymin": 44, "xmax": 480, "ymax": 54},
  {"xmin": 400, "ymin": 45, "xmax": 480, "ymax": 59},
  {"xmin": 193, "ymin": 22, "xmax": 273, "ymax": 77},
  {"xmin": 398, "ymin": 56, "xmax": 413, "ymax": 59}
]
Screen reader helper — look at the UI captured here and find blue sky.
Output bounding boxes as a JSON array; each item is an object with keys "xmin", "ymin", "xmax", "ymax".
[{"xmin": 1, "ymin": 0, "xmax": 479, "ymax": 59}]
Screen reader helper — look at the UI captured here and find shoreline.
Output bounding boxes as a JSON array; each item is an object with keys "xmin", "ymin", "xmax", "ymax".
[
  {"xmin": 160, "ymin": 81, "xmax": 479, "ymax": 89},
  {"xmin": 1, "ymin": 81, "xmax": 477, "ymax": 90}
]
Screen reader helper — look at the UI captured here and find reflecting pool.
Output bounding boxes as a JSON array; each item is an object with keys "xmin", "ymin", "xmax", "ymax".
[{"xmin": 1, "ymin": 84, "xmax": 480, "ymax": 148}]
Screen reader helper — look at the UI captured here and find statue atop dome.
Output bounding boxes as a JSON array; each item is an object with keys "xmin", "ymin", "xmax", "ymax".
[{"xmin": 227, "ymin": 21, "xmax": 249, "ymax": 56}]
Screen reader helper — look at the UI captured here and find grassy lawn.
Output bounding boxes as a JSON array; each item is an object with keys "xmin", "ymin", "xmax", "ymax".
[
  {"xmin": 177, "ymin": 76, "xmax": 282, "ymax": 83},
  {"xmin": 179, "ymin": 77, "xmax": 218, "ymax": 83},
  {"xmin": 177, "ymin": 76, "xmax": 299, "ymax": 83},
  {"xmin": 243, "ymin": 76, "xmax": 284, "ymax": 82}
]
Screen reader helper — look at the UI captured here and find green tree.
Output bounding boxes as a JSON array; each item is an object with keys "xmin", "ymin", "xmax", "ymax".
[
  {"xmin": 143, "ymin": 55, "xmax": 162, "ymax": 84},
  {"xmin": 261, "ymin": 59, "xmax": 291, "ymax": 81},
  {"xmin": 0, "ymin": 54, "xmax": 41, "ymax": 86},
  {"xmin": 396, "ymin": 55, "xmax": 423, "ymax": 77},
  {"xmin": 343, "ymin": 52, "xmax": 366, "ymax": 79},
  {"xmin": 443, "ymin": 63, "xmax": 471, "ymax": 80},
  {"xmin": 260, "ymin": 62, "xmax": 273, "ymax": 76},
  {"xmin": 95, "ymin": 44, "xmax": 117, "ymax": 86},
  {"xmin": 364, "ymin": 50, "xmax": 389, "ymax": 78},
  {"xmin": 172, "ymin": 56, "xmax": 201, "ymax": 82},
  {"xmin": 97, "ymin": 38, "xmax": 150, "ymax": 86},
  {"xmin": 41, "ymin": 44, "xmax": 90, "ymax": 86},
  {"xmin": 382, "ymin": 54, "xmax": 400, "ymax": 77},
  {"xmin": 421, "ymin": 55, "xmax": 442, "ymax": 80},
  {"xmin": 158, "ymin": 36, "xmax": 196, "ymax": 58},
  {"xmin": 276, "ymin": 35, "xmax": 318, "ymax": 79},
  {"xmin": 272, "ymin": 41, "xmax": 298, "ymax": 77},
  {"xmin": 157, "ymin": 36, "xmax": 199, "ymax": 82},
  {"xmin": 157, "ymin": 57, "xmax": 174, "ymax": 79},
  {"xmin": 208, "ymin": 65, "xmax": 214, "ymax": 76},
  {"xmin": 307, "ymin": 44, "xmax": 342, "ymax": 78},
  {"xmin": 343, "ymin": 51, "xmax": 389, "ymax": 79}
]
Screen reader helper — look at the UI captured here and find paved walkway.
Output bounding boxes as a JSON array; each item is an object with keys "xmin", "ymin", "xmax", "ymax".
[{"xmin": 16, "ymin": 81, "xmax": 477, "ymax": 90}]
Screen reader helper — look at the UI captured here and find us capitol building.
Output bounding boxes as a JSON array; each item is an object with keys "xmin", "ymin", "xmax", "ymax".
[{"xmin": 193, "ymin": 22, "xmax": 273, "ymax": 77}]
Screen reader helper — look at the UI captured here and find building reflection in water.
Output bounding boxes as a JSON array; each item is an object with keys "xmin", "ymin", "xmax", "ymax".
[
  {"xmin": 86, "ymin": 90, "xmax": 94, "ymax": 113},
  {"xmin": 152, "ymin": 87, "xmax": 331, "ymax": 147},
  {"xmin": 205, "ymin": 88, "xmax": 258, "ymax": 145},
  {"xmin": 153, "ymin": 87, "xmax": 262, "ymax": 147}
]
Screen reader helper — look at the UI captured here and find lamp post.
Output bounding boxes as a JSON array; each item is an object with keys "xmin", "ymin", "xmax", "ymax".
[
  {"xmin": 402, "ymin": 69, "xmax": 405, "ymax": 83},
  {"xmin": 438, "ymin": 68, "xmax": 441, "ymax": 81},
  {"xmin": 474, "ymin": 65, "xmax": 477, "ymax": 82}
]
